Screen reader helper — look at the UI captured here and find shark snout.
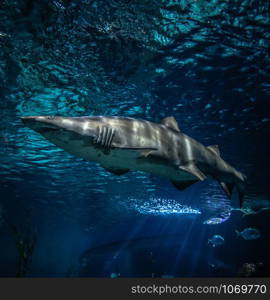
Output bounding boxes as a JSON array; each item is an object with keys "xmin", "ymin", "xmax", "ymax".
[
  {"xmin": 21, "ymin": 116, "xmax": 38, "ymax": 124},
  {"xmin": 21, "ymin": 116, "xmax": 41, "ymax": 128},
  {"xmin": 21, "ymin": 116, "xmax": 59, "ymax": 132},
  {"xmin": 21, "ymin": 116, "xmax": 56, "ymax": 124}
]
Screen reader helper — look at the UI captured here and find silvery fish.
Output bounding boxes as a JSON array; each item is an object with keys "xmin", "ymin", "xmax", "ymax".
[
  {"xmin": 208, "ymin": 235, "xmax": 225, "ymax": 247},
  {"xmin": 236, "ymin": 228, "xmax": 261, "ymax": 240}
]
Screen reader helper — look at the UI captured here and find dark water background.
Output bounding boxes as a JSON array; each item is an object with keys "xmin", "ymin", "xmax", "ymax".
[{"xmin": 0, "ymin": 0, "xmax": 269, "ymax": 277}]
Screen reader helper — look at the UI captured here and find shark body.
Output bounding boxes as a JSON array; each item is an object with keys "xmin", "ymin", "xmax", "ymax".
[{"xmin": 21, "ymin": 115, "xmax": 246, "ymax": 206}]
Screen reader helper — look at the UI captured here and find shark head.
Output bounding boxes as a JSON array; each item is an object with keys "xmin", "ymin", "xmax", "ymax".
[
  {"xmin": 21, "ymin": 115, "xmax": 100, "ymax": 149},
  {"xmin": 21, "ymin": 115, "xmax": 98, "ymax": 135},
  {"xmin": 21, "ymin": 115, "xmax": 120, "ymax": 162},
  {"xmin": 22, "ymin": 116, "xmax": 63, "ymax": 133}
]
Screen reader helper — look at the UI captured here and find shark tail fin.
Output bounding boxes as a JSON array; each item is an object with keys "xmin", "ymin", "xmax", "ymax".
[
  {"xmin": 220, "ymin": 182, "xmax": 234, "ymax": 198},
  {"xmin": 220, "ymin": 172, "xmax": 246, "ymax": 208},
  {"xmin": 235, "ymin": 230, "xmax": 240, "ymax": 237},
  {"xmin": 236, "ymin": 185, "xmax": 245, "ymax": 208},
  {"xmin": 235, "ymin": 172, "xmax": 247, "ymax": 208}
]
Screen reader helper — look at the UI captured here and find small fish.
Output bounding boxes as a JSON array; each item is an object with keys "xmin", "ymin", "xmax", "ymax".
[
  {"xmin": 110, "ymin": 273, "xmax": 120, "ymax": 278},
  {"xmin": 0, "ymin": 32, "xmax": 9, "ymax": 38},
  {"xmin": 161, "ymin": 275, "xmax": 175, "ymax": 278},
  {"xmin": 208, "ymin": 259, "xmax": 229, "ymax": 273},
  {"xmin": 208, "ymin": 235, "xmax": 225, "ymax": 247},
  {"xmin": 236, "ymin": 228, "xmax": 261, "ymax": 240},
  {"xmin": 232, "ymin": 207, "xmax": 257, "ymax": 217},
  {"xmin": 238, "ymin": 262, "xmax": 264, "ymax": 277}
]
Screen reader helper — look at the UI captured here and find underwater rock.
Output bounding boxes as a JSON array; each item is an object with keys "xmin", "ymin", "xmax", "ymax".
[
  {"xmin": 0, "ymin": 203, "xmax": 4, "ymax": 228},
  {"xmin": 9, "ymin": 224, "xmax": 37, "ymax": 277},
  {"xmin": 79, "ymin": 233, "xmax": 202, "ymax": 277}
]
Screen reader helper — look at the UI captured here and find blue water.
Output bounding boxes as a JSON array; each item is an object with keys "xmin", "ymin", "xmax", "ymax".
[{"xmin": 0, "ymin": 0, "xmax": 269, "ymax": 277}]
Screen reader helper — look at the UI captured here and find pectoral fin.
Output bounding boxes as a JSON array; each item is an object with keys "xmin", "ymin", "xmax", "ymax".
[
  {"xmin": 102, "ymin": 166, "xmax": 129, "ymax": 176},
  {"xmin": 171, "ymin": 179, "xmax": 198, "ymax": 191},
  {"xmin": 140, "ymin": 149, "xmax": 154, "ymax": 157},
  {"xmin": 179, "ymin": 164, "xmax": 206, "ymax": 181}
]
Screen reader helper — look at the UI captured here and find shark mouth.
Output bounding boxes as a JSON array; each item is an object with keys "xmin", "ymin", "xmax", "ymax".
[
  {"xmin": 38, "ymin": 127, "xmax": 59, "ymax": 134},
  {"xmin": 21, "ymin": 116, "xmax": 60, "ymax": 134}
]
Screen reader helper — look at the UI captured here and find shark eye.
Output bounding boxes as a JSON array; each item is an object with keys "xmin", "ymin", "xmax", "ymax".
[{"xmin": 47, "ymin": 116, "xmax": 55, "ymax": 120}]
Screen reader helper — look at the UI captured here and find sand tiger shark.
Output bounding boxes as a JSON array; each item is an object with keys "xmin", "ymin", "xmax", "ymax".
[{"xmin": 21, "ymin": 115, "xmax": 246, "ymax": 206}]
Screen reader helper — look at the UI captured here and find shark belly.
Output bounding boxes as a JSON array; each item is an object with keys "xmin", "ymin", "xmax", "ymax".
[{"xmin": 47, "ymin": 136, "xmax": 195, "ymax": 182}]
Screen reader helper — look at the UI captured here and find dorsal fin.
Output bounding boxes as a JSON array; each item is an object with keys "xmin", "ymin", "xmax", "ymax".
[
  {"xmin": 160, "ymin": 116, "xmax": 181, "ymax": 132},
  {"xmin": 207, "ymin": 145, "xmax": 220, "ymax": 156}
]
